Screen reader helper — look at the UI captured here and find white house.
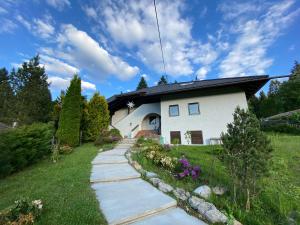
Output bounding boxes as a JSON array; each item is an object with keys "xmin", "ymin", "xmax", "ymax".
[{"xmin": 107, "ymin": 76, "xmax": 270, "ymax": 145}]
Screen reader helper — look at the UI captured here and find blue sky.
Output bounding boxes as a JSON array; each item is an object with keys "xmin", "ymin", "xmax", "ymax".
[{"xmin": 0, "ymin": 0, "xmax": 299, "ymax": 99}]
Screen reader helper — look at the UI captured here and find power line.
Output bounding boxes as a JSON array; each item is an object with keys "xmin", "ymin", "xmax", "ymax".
[{"xmin": 153, "ymin": 0, "xmax": 167, "ymax": 80}]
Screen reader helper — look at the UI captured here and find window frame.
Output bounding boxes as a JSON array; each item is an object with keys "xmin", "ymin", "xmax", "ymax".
[
  {"xmin": 169, "ymin": 104, "xmax": 179, "ymax": 117},
  {"xmin": 190, "ymin": 130, "xmax": 203, "ymax": 144},
  {"xmin": 188, "ymin": 102, "xmax": 200, "ymax": 115},
  {"xmin": 170, "ymin": 131, "xmax": 181, "ymax": 144}
]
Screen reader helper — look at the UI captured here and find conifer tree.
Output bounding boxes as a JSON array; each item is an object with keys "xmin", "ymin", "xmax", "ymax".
[
  {"xmin": 12, "ymin": 55, "xmax": 52, "ymax": 124},
  {"xmin": 157, "ymin": 75, "xmax": 168, "ymax": 85},
  {"xmin": 136, "ymin": 76, "xmax": 148, "ymax": 90},
  {"xmin": 0, "ymin": 68, "xmax": 14, "ymax": 124},
  {"xmin": 221, "ymin": 107, "xmax": 272, "ymax": 211},
  {"xmin": 57, "ymin": 75, "xmax": 81, "ymax": 147},
  {"xmin": 86, "ymin": 92, "xmax": 110, "ymax": 141}
]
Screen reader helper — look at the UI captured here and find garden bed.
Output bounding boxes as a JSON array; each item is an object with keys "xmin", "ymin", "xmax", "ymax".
[{"xmin": 132, "ymin": 134, "xmax": 300, "ymax": 225}]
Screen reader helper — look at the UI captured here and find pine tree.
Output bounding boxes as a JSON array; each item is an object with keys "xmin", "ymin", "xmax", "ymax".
[
  {"xmin": 136, "ymin": 76, "xmax": 148, "ymax": 90},
  {"xmin": 0, "ymin": 68, "xmax": 15, "ymax": 124},
  {"xmin": 289, "ymin": 60, "xmax": 300, "ymax": 80},
  {"xmin": 86, "ymin": 92, "xmax": 110, "ymax": 141},
  {"xmin": 57, "ymin": 75, "xmax": 82, "ymax": 147},
  {"xmin": 221, "ymin": 107, "xmax": 272, "ymax": 211},
  {"xmin": 279, "ymin": 61, "xmax": 300, "ymax": 111},
  {"xmin": 157, "ymin": 75, "xmax": 168, "ymax": 85},
  {"xmin": 52, "ymin": 91, "xmax": 65, "ymax": 133},
  {"xmin": 12, "ymin": 55, "xmax": 52, "ymax": 124}
]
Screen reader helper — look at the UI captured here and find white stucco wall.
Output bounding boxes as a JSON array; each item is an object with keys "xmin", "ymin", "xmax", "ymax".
[
  {"xmin": 160, "ymin": 92, "xmax": 248, "ymax": 145},
  {"xmin": 111, "ymin": 108, "xmax": 128, "ymax": 125},
  {"xmin": 113, "ymin": 103, "xmax": 161, "ymax": 138}
]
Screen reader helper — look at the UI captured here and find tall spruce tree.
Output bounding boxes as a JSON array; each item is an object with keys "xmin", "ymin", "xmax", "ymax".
[
  {"xmin": 57, "ymin": 75, "xmax": 81, "ymax": 147},
  {"xmin": 12, "ymin": 55, "xmax": 52, "ymax": 124},
  {"xmin": 157, "ymin": 75, "xmax": 168, "ymax": 85},
  {"xmin": 86, "ymin": 92, "xmax": 110, "ymax": 141},
  {"xmin": 0, "ymin": 68, "xmax": 14, "ymax": 124},
  {"xmin": 136, "ymin": 76, "xmax": 148, "ymax": 90}
]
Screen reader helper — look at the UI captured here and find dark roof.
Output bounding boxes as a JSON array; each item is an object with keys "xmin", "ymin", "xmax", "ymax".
[{"xmin": 107, "ymin": 75, "xmax": 279, "ymax": 113}]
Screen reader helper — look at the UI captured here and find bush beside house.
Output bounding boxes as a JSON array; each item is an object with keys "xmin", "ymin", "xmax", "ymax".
[{"xmin": 0, "ymin": 123, "xmax": 53, "ymax": 178}]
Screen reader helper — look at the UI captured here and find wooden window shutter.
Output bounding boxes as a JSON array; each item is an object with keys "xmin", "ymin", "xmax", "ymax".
[
  {"xmin": 191, "ymin": 131, "xmax": 203, "ymax": 144},
  {"xmin": 170, "ymin": 131, "xmax": 181, "ymax": 144}
]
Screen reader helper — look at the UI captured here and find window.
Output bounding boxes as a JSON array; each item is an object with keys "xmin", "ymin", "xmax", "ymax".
[
  {"xmin": 169, "ymin": 105, "xmax": 179, "ymax": 117},
  {"xmin": 149, "ymin": 116, "xmax": 157, "ymax": 125},
  {"xmin": 170, "ymin": 131, "xmax": 181, "ymax": 144},
  {"xmin": 188, "ymin": 103, "xmax": 200, "ymax": 115},
  {"xmin": 190, "ymin": 131, "xmax": 203, "ymax": 144}
]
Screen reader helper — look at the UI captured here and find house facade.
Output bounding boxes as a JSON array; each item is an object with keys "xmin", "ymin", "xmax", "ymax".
[{"xmin": 107, "ymin": 76, "xmax": 270, "ymax": 145}]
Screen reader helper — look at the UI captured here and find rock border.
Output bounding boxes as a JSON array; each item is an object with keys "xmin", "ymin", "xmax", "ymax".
[{"xmin": 125, "ymin": 150, "xmax": 242, "ymax": 225}]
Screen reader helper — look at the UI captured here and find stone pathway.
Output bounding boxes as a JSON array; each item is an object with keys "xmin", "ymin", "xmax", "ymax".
[{"xmin": 90, "ymin": 139, "xmax": 207, "ymax": 225}]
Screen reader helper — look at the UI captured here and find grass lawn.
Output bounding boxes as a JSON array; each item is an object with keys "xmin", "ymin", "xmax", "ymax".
[
  {"xmin": 0, "ymin": 143, "xmax": 111, "ymax": 225},
  {"xmin": 133, "ymin": 134, "xmax": 300, "ymax": 225}
]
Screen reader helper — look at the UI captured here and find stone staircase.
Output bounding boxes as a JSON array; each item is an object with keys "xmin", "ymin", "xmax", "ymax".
[{"xmin": 90, "ymin": 139, "xmax": 207, "ymax": 225}]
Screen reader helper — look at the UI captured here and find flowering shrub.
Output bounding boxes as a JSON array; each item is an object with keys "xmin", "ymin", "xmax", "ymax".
[
  {"xmin": 145, "ymin": 148, "xmax": 177, "ymax": 170},
  {"xmin": 0, "ymin": 198, "xmax": 43, "ymax": 225},
  {"xmin": 176, "ymin": 158, "xmax": 201, "ymax": 180}
]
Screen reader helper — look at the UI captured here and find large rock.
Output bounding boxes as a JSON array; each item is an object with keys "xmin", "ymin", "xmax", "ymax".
[
  {"xmin": 158, "ymin": 182, "xmax": 173, "ymax": 193},
  {"xmin": 212, "ymin": 186, "xmax": 226, "ymax": 196},
  {"xmin": 188, "ymin": 196, "xmax": 205, "ymax": 210},
  {"xmin": 197, "ymin": 201, "xmax": 216, "ymax": 215},
  {"xmin": 173, "ymin": 188, "xmax": 190, "ymax": 201},
  {"xmin": 145, "ymin": 171, "xmax": 158, "ymax": 179},
  {"xmin": 193, "ymin": 185, "xmax": 211, "ymax": 199},
  {"xmin": 131, "ymin": 161, "xmax": 142, "ymax": 170},
  {"xmin": 150, "ymin": 177, "xmax": 161, "ymax": 186},
  {"xmin": 233, "ymin": 219, "xmax": 243, "ymax": 225},
  {"xmin": 204, "ymin": 209, "xmax": 227, "ymax": 224}
]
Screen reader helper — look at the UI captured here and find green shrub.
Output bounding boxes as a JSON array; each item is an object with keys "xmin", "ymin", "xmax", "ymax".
[
  {"xmin": 58, "ymin": 145, "xmax": 73, "ymax": 154},
  {"xmin": 94, "ymin": 129, "xmax": 122, "ymax": 146},
  {"xmin": 0, "ymin": 123, "xmax": 53, "ymax": 178},
  {"xmin": 56, "ymin": 75, "xmax": 81, "ymax": 147}
]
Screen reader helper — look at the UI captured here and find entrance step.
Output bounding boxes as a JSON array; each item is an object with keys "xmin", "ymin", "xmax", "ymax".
[
  {"xmin": 92, "ymin": 178, "xmax": 177, "ymax": 225},
  {"xmin": 90, "ymin": 163, "xmax": 141, "ymax": 183},
  {"xmin": 92, "ymin": 155, "xmax": 128, "ymax": 165},
  {"xmin": 130, "ymin": 207, "xmax": 207, "ymax": 225},
  {"xmin": 100, "ymin": 148, "xmax": 128, "ymax": 156}
]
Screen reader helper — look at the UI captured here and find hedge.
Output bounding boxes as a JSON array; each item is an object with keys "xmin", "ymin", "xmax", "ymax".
[{"xmin": 0, "ymin": 123, "xmax": 53, "ymax": 178}]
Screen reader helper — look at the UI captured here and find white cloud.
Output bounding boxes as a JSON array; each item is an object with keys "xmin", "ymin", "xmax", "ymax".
[
  {"xmin": 16, "ymin": 15, "xmax": 31, "ymax": 30},
  {"xmin": 48, "ymin": 76, "xmax": 96, "ymax": 91},
  {"xmin": 56, "ymin": 24, "xmax": 139, "ymax": 81},
  {"xmin": 0, "ymin": 18, "xmax": 17, "ymax": 33},
  {"xmin": 40, "ymin": 55, "xmax": 79, "ymax": 77},
  {"xmin": 196, "ymin": 67, "xmax": 210, "ymax": 80},
  {"xmin": 16, "ymin": 15, "xmax": 55, "ymax": 39},
  {"xmin": 219, "ymin": 1, "xmax": 300, "ymax": 77},
  {"xmin": 0, "ymin": 6, "xmax": 8, "ymax": 14},
  {"xmin": 82, "ymin": 80, "xmax": 96, "ymax": 91},
  {"xmin": 95, "ymin": 0, "xmax": 218, "ymax": 77},
  {"xmin": 46, "ymin": 0, "xmax": 70, "ymax": 10},
  {"xmin": 33, "ymin": 18, "xmax": 55, "ymax": 38},
  {"xmin": 82, "ymin": 6, "xmax": 97, "ymax": 20}
]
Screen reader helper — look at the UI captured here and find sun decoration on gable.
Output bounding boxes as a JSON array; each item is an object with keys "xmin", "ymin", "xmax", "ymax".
[{"xmin": 127, "ymin": 101, "xmax": 135, "ymax": 109}]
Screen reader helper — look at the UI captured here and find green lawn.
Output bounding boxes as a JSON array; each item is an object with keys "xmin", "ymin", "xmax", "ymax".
[
  {"xmin": 0, "ymin": 143, "xmax": 109, "ymax": 225},
  {"xmin": 133, "ymin": 134, "xmax": 300, "ymax": 225}
]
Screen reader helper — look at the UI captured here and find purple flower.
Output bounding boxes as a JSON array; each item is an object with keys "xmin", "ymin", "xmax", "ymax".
[
  {"xmin": 183, "ymin": 169, "xmax": 189, "ymax": 176},
  {"xmin": 179, "ymin": 158, "xmax": 190, "ymax": 167}
]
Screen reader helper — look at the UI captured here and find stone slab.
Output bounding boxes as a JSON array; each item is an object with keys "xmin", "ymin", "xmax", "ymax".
[
  {"xmin": 99, "ymin": 148, "xmax": 128, "ymax": 156},
  {"xmin": 92, "ymin": 154, "xmax": 128, "ymax": 164},
  {"xmin": 131, "ymin": 207, "xmax": 207, "ymax": 225},
  {"xmin": 90, "ymin": 163, "xmax": 141, "ymax": 183},
  {"xmin": 92, "ymin": 178, "xmax": 177, "ymax": 225}
]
